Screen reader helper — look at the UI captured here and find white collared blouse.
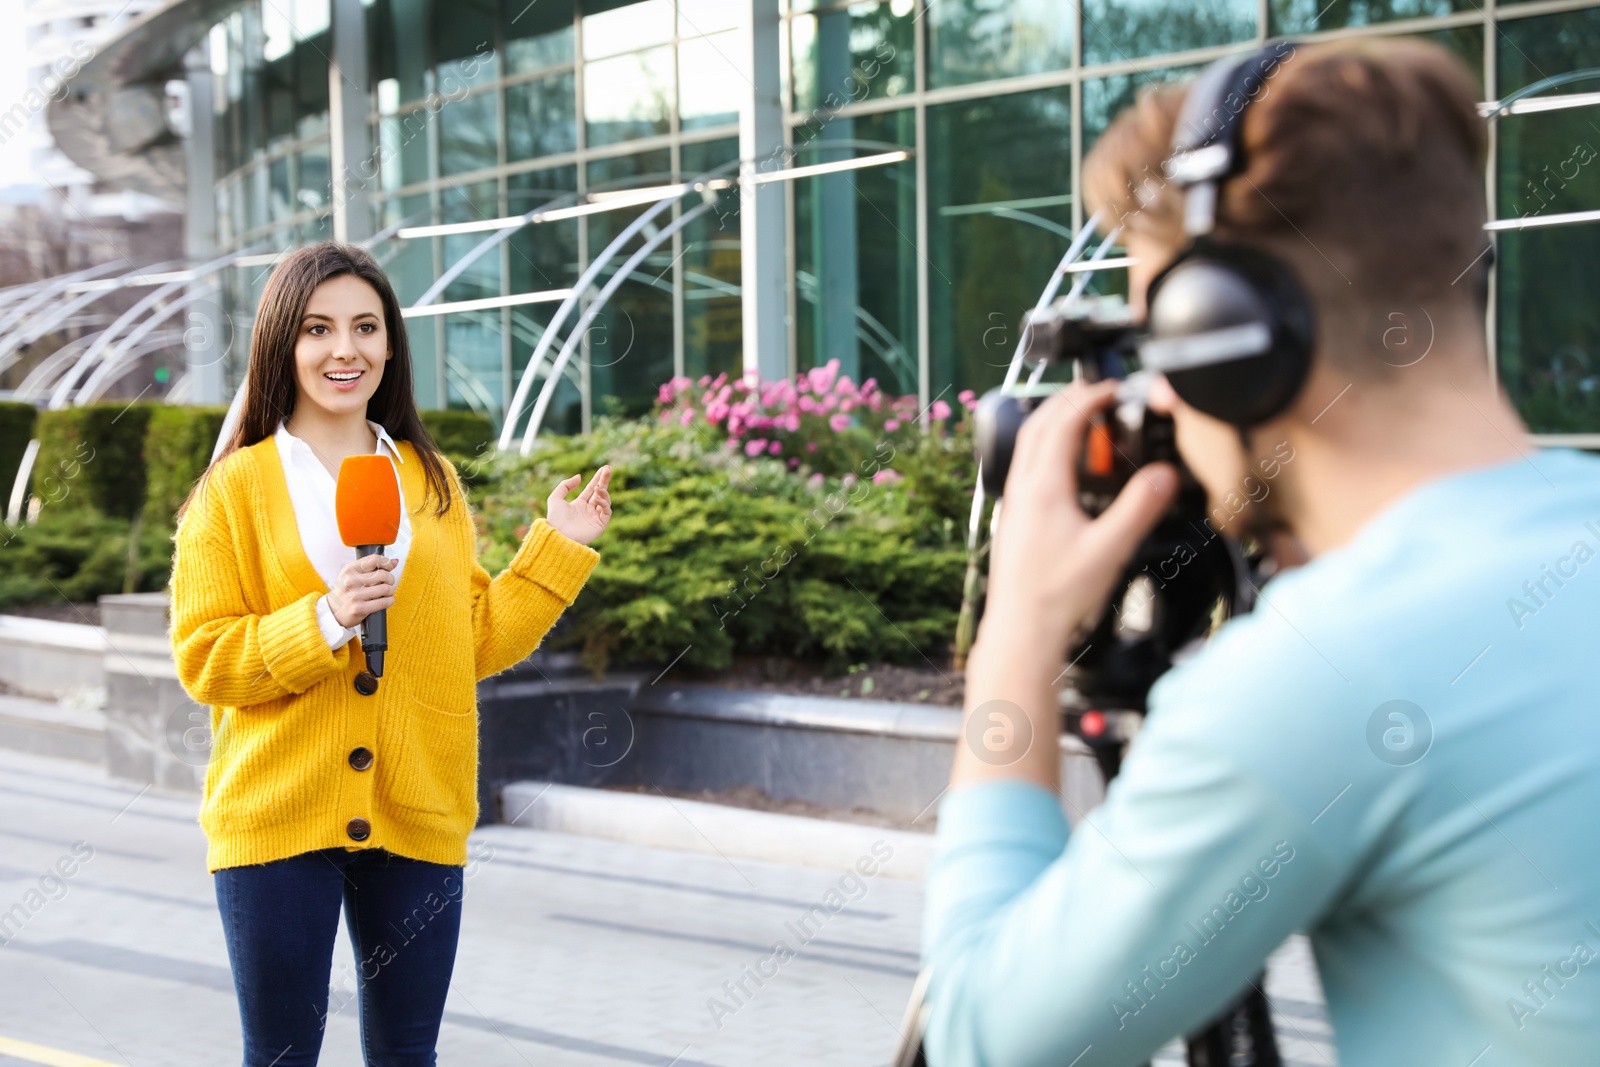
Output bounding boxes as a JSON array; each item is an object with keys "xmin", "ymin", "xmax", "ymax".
[{"xmin": 273, "ymin": 418, "xmax": 414, "ymax": 649}]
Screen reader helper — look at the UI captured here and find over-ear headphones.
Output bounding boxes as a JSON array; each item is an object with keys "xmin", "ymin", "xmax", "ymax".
[{"xmin": 1138, "ymin": 44, "xmax": 1317, "ymax": 428}]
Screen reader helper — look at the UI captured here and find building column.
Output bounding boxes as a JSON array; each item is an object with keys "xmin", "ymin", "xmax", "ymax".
[
  {"xmin": 738, "ymin": 0, "xmax": 788, "ymax": 382},
  {"xmin": 182, "ymin": 46, "xmax": 223, "ymax": 405},
  {"xmin": 329, "ymin": 0, "xmax": 373, "ymax": 244}
]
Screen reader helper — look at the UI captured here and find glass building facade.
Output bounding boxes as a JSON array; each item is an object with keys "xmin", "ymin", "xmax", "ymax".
[{"xmin": 203, "ymin": 0, "xmax": 1600, "ymax": 439}]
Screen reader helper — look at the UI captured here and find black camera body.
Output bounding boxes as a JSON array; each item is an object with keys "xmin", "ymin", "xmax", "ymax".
[{"xmin": 972, "ymin": 294, "xmax": 1249, "ymax": 779}]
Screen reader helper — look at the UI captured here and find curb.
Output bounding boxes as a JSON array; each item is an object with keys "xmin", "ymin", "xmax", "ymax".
[{"xmin": 499, "ymin": 781, "xmax": 936, "ymax": 880}]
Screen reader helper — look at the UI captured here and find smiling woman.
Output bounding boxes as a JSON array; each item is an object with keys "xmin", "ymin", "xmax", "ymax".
[{"xmin": 167, "ymin": 241, "xmax": 614, "ymax": 1066}]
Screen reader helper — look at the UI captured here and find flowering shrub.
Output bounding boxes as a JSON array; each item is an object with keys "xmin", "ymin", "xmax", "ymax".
[
  {"xmin": 470, "ymin": 399, "xmax": 982, "ymax": 675},
  {"xmin": 654, "ymin": 359, "xmax": 977, "ymax": 481}
]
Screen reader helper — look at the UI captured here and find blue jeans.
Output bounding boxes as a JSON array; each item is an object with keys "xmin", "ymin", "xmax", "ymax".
[{"xmin": 214, "ymin": 848, "xmax": 464, "ymax": 1066}]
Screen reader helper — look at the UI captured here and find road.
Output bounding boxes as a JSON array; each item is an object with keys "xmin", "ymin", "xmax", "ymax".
[{"xmin": 0, "ymin": 747, "xmax": 1334, "ymax": 1066}]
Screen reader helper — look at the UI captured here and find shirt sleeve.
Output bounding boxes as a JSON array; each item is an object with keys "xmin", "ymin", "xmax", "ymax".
[
  {"xmin": 920, "ymin": 732, "xmax": 1342, "ymax": 1067},
  {"xmin": 314, "ymin": 594, "xmax": 359, "ymax": 650}
]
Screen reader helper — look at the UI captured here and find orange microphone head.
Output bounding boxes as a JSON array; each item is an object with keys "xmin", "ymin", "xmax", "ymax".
[{"xmin": 336, "ymin": 454, "xmax": 402, "ymax": 547}]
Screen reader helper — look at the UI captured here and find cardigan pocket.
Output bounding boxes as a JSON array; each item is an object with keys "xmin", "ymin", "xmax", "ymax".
[{"xmin": 382, "ymin": 688, "xmax": 479, "ymax": 820}]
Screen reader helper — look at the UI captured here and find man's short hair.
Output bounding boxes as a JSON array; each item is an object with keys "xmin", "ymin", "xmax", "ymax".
[{"xmin": 1083, "ymin": 38, "xmax": 1487, "ymax": 331}]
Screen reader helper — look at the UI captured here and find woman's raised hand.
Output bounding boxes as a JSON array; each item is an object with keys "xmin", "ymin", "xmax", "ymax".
[
  {"xmin": 327, "ymin": 554, "xmax": 398, "ymax": 629},
  {"xmin": 545, "ymin": 465, "xmax": 613, "ymax": 546}
]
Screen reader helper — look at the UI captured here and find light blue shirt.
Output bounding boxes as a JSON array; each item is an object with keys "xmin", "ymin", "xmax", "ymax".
[{"xmin": 923, "ymin": 448, "xmax": 1600, "ymax": 1067}]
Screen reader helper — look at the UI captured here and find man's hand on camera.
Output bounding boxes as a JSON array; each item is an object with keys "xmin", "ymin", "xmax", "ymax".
[
  {"xmin": 985, "ymin": 380, "xmax": 1179, "ymax": 650},
  {"xmin": 957, "ymin": 381, "xmax": 1178, "ymax": 790}
]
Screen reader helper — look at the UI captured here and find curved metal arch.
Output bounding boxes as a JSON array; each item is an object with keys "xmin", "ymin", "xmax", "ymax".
[
  {"xmin": 77, "ymin": 286, "xmax": 220, "ymax": 404},
  {"xmin": 73, "ymin": 333, "xmax": 193, "ymax": 405},
  {"xmin": 0, "ymin": 258, "xmax": 188, "ymax": 378},
  {"xmin": 0, "ymin": 259, "xmax": 128, "ymax": 343},
  {"xmin": 16, "ymin": 332, "xmax": 103, "ymax": 399},
  {"xmin": 500, "ymin": 159, "xmax": 743, "ymax": 451},
  {"xmin": 519, "ymin": 197, "xmax": 721, "ymax": 454},
  {"xmin": 411, "ymin": 191, "xmax": 588, "ymax": 310},
  {"xmin": 49, "ymin": 245, "xmax": 264, "ymax": 409},
  {"xmin": 1485, "ymin": 68, "xmax": 1600, "ymax": 117}
]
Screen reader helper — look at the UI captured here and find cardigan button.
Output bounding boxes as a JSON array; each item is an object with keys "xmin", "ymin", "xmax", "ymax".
[
  {"xmin": 346, "ymin": 817, "xmax": 371, "ymax": 842},
  {"xmin": 348, "ymin": 747, "xmax": 374, "ymax": 771}
]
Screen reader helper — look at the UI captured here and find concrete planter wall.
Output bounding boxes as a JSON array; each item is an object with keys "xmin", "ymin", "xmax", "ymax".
[{"xmin": 2, "ymin": 596, "xmax": 1106, "ymax": 828}]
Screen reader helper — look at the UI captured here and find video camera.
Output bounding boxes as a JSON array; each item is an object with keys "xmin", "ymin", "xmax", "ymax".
[{"xmin": 972, "ymin": 293, "xmax": 1256, "ymax": 783}]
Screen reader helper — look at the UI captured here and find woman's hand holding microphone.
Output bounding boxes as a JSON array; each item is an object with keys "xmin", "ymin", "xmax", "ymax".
[{"xmin": 327, "ymin": 554, "xmax": 397, "ymax": 630}]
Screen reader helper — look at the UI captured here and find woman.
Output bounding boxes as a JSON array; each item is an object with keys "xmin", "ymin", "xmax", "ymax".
[{"xmin": 169, "ymin": 242, "xmax": 611, "ymax": 1065}]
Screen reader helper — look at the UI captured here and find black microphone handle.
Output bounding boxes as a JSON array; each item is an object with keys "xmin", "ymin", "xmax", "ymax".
[{"xmin": 356, "ymin": 543, "xmax": 389, "ymax": 677}]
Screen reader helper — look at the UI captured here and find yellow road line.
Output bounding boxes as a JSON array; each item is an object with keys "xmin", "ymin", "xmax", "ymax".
[{"xmin": 0, "ymin": 1034, "xmax": 124, "ymax": 1067}]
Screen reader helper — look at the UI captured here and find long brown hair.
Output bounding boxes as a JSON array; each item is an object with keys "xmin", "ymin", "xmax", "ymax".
[{"xmin": 180, "ymin": 242, "xmax": 454, "ymax": 524}]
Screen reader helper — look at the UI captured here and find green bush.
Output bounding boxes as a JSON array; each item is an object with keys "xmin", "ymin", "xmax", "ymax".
[
  {"xmin": 472, "ymin": 415, "xmax": 974, "ymax": 674},
  {"xmin": 142, "ymin": 405, "xmax": 229, "ymax": 528},
  {"xmin": 420, "ymin": 409, "xmax": 494, "ymax": 460},
  {"xmin": 31, "ymin": 406, "xmax": 94, "ymax": 516},
  {"xmin": 0, "ymin": 401, "xmax": 36, "ymax": 509},
  {"xmin": 0, "ymin": 508, "xmax": 172, "ymax": 609}
]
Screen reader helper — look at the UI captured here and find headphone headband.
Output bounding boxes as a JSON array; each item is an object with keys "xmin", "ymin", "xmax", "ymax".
[{"xmin": 1167, "ymin": 43, "xmax": 1296, "ymax": 236}]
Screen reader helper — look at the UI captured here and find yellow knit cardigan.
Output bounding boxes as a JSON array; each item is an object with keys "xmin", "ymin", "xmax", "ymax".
[{"xmin": 169, "ymin": 436, "xmax": 599, "ymax": 872}]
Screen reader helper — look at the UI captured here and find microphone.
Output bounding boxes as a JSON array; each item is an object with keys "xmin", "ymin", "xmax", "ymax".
[{"xmin": 335, "ymin": 454, "xmax": 401, "ymax": 694}]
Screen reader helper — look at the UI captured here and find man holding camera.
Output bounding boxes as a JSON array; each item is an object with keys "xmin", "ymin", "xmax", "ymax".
[{"xmin": 921, "ymin": 37, "xmax": 1600, "ymax": 1067}]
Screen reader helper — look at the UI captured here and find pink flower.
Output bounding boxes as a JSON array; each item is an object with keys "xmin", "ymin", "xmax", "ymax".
[
  {"xmin": 657, "ymin": 383, "xmax": 674, "ymax": 404},
  {"xmin": 706, "ymin": 401, "xmax": 729, "ymax": 425},
  {"xmin": 711, "ymin": 372, "xmax": 727, "ymax": 389},
  {"xmin": 958, "ymin": 389, "xmax": 976, "ymax": 405},
  {"xmin": 828, "ymin": 414, "xmax": 850, "ymax": 432},
  {"xmin": 789, "ymin": 457, "xmax": 800, "ymax": 469},
  {"xmin": 884, "ymin": 418, "xmax": 901, "ymax": 432},
  {"xmin": 717, "ymin": 385, "xmax": 732, "ymax": 403},
  {"xmin": 782, "ymin": 412, "xmax": 801, "ymax": 432},
  {"xmin": 872, "ymin": 469, "xmax": 903, "ymax": 485},
  {"xmin": 698, "ymin": 375, "xmax": 711, "ymax": 387},
  {"xmin": 768, "ymin": 440, "xmax": 782, "ymax": 455},
  {"xmin": 821, "ymin": 394, "xmax": 838, "ymax": 412},
  {"xmin": 799, "ymin": 395, "xmax": 818, "ymax": 413},
  {"xmin": 734, "ymin": 378, "xmax": 751, "ymax": 392},
  {"xmin": 808, "ymin": 472, "xmax": 825, "ymax": 487},
  {"xmin": 837, "ymin": 377, "xmax": 856, "ymax": 395},
  {"xmin": 806, "ymin": 442, "xmax": 818, "ymax": 453},
  {"xmin": 931, "ymin": 400, "xmax": 952, "ymax": 420},
  {"xmin": 679, "ymin": 408, "xmax": 695, "ymax": 426},
  {"xmin": 745, "ymin": 438, "xmax": 767, "ymax": 457},
  {"xmin": 839, "ymin": 398, "xmax": 855, "ymax": 413},
  {"xmin": 842, "ymin": 473, "xmax": 858, "ymax": 489}
]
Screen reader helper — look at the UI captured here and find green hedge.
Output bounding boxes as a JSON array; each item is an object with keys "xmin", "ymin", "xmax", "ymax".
[
  {"xmin": 142, "ymin": 405, "xmax": 228, "ymax": 527},
  {"xmin": 472, "ymin": 417, "xmax": 974, "ymax": 674},
  {"xmin": 0, "ymin": 401, "xmax": 36, "ymax": 508},
  {"xmin": 33, "ymin": 403, "xmax": 157, "ymax": 520},
  {"xmin": 419, "ymin": 409, "xmax": 494, "ymax": 462}
]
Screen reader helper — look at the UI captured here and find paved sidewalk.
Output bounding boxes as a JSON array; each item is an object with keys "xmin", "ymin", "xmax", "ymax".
[{"xmin": 0, "ymin": 748, "xmax": 1335, "ymax": 1066}]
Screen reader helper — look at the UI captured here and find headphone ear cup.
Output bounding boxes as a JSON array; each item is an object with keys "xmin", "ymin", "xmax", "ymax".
[{"xmin": 1144, "ymin": 243, "xmax": 1315, "ymax": 427}]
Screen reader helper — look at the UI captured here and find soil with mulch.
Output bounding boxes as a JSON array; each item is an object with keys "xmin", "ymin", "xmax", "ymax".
[
  {"xmin": 673, "ymin": 656, "xmax": 967, "ymax": 707},
  {"xmin": 603, "ymin": 782, "xmax": 935, "ymax": 833},
  {"xmin": 1, "ymin": 602, "xmax": 103, "ymax": 627}
]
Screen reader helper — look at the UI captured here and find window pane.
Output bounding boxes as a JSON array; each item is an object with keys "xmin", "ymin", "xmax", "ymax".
[
  {"xmin": 1081, "ymin": 64, "xmax": 1202, "ymax": 156},
  {"xmin": 679, "ymin": 0, "xmax": 743, "ymax": 37},
  {"xmin": 791, "ymin": 1, "xmax": 914, "ymax": 116},
  {"xmin": 793, "ymin": 109, "xmax": 918, "ymax": 395},
  {"xmin": 928, "ymin": 87, "xmax": 1073, "ymax": 401},
  {"xmin": 1418, "ymin": 23, "xmax": 1484, "ymax": 95},
  {"xmin": 928, "ymin": 0, "xmax": 1073, "ymax": 89},
  {"xmin": 585, "ymin": 46, "xmax": 674, "ymax": 146},
  {"xmin": 586, "ymin": 150, "xmax": 676, "ymax": 419},
  {"xmin": 1081, "ymin": 0, "xmax": 1256, "ymax": 67},
  {"xmin": 506, "ymin": 71, "xmax": 578, "ymax": 161},
  {"xmin": 680, "ymin": 31, "xmax": 742, "ymax": 131},
  {"xmin": 1496, "ymin": 224, "xmax": 1600, "ymax": 435},
  {"xmin": 296, "ymin": 139, "xmax": 330, "ymax": 214},
  {"xmin": 1497, "ymin": 6, "xmax": 1600, "ymax": 97},
  {"xmin": 1268, "ymin": 0, "xmax": 1468, "ymax": 35},
  {"xmin": 378, "ymin": 105, "xmax": 434, "ymax": 189},
  {"xmin": 508, "ymin": 166, "xmax": 583, "ymax": 435},
  {"xmin": 441, "ymin": 180, "xmax": 504, "ymax": 302},
  {"xmin": 681, "ymin": 137, "xmax": 743, "ymax": 382},
  {"xmin": 583, "ymin": 0, "xmax": 674, "ymax": 60},
  {"xmin": 502, "ymin": 0, "xmax": 574, "ymax": 75},
  {"xmin": 439, "ymin": 88, "xmax": 499, "ymax": 175},
  {"xmin": 436, "ymin": 0, "xmax": 498, "ymax": 88}
]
